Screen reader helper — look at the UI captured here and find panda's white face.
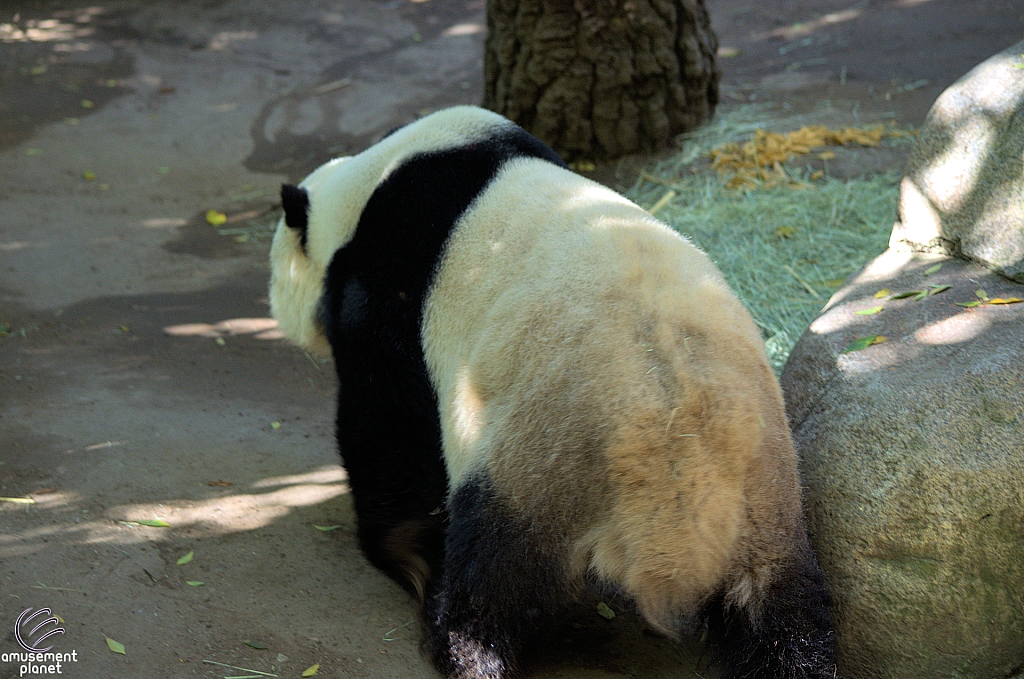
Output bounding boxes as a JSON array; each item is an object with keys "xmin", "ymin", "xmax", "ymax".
[{"xmin": 268, "ymin": 106, "xmax": 518, "ymax": 357}]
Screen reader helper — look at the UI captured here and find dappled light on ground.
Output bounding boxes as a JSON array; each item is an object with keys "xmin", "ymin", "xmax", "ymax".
[
  {"xmin": 164, "ymin": 317, "xmax": 283, "ymax": 340},
  {"xmin": 0, "ymin": 7, "xmax": 101, "ymax": 44},
  {"xmin": 914, "ymin": 311, "xmax": 991, "ymax": 345},
  {"xmin": 0, "ymin": 465, "xmax": 349, "ymax": 555}
]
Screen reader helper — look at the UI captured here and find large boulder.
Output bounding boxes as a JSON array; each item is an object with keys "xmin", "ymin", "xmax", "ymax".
[
  {"xmin": 890, "ymin": 40, "xmax": 1024, "ymax": 282},
  {"xmin": 781, "ymin": 250, "xmax": 1024, "ymax": 679}
]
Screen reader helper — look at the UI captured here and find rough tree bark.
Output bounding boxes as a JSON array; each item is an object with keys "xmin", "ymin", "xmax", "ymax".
[{"xmin": 483, "ymin": 0, "xmax": 720, "ymax": 160}]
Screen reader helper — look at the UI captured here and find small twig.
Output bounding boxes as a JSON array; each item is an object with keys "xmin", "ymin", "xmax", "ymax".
[
  {"xmin": 383, "ymin": 619, "xmax": 415, "ymax": 641},
  {"xmin": 33, "ymin": 583, "xmax": 86, "ymax": 593},
  {"xmin": 665, "ymin": 407, "xmax": 679, "ymax": 434},
  {"xmin": 638, "ymin": 170, "xmax": 684, "ymax": 191},
  {"xmin": 202, "ymin": 660, "xmax": 277, "ymax": 677},
  {"xmin": 783, "ymin": 265, "xmax": 822, "ymax": 300},
  {"xmin": 303, "ymin": 351, "xmax": 322, "ymax": 372}
]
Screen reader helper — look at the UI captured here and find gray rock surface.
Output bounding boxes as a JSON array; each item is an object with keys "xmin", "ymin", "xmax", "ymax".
[
  {"xmin": 890, "ymin": 40, "xmax": 1024, "ymax": 282},
  {"xmin": 781, "ymin": 250, "xmax": 1024, "ymax": 679}
]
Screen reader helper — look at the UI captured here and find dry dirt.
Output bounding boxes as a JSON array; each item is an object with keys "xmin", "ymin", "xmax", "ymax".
[{"xmin": 1, "ymin": 1, "xmax": 1021, "ymax": 678}]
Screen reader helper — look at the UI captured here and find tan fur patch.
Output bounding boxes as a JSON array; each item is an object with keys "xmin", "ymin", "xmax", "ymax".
[{"xmin": 424, "ymin": 158, "xmax": 805, "ymax": 630}]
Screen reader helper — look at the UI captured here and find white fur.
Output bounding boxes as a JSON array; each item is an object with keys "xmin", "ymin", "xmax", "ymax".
[
  {"xmin": 422, "ymin": 157, "xmax": 802, "ymax": 630},
  {"xmin": 269, "ymin": 107, "xmax": 518, "ymax": 355}
]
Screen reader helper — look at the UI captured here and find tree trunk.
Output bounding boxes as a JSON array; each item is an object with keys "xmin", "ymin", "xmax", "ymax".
[{"xmin": 483, "ymin": 0, "xmax": 720, "ymax": 161}]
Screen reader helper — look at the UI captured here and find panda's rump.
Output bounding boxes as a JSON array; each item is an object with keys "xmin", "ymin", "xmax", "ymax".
[{"xmin": 425, "ymin": 159, "xmax": 800, "ymax": 628}]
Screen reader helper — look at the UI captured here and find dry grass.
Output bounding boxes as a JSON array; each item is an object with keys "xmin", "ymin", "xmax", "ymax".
[{"xmin": 627, "ymin": 105, "xmax": 905, "ymax": 370}]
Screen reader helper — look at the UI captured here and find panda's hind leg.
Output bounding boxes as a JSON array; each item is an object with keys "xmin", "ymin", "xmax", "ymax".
[
  {"xmin": 425, "ymin": 476, "xmax": 572, "ymax": 679},
  {"xmin": 704, "ymin": 547, "xmax": 837, "ymax": 679}
]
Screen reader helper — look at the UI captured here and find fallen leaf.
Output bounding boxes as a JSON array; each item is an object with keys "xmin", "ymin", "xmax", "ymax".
[
  {"xmin": 136, "ymin": 519, "xmax": 170, "ymax": 527},
  {"xmin": 569, "ymin": 160, "xmax": 596, "ymax": 172},
  {"xmin": 913, "ymin": 291, "xmax": 928, "ymax": 301},
  {"xmin": 215, "ymin": 337, "xmax": 226, "ymax": 346},
  {"xmin": 206, "ymin": 210, "xmax": 227, "ymax": 226},
  {"xmin": 81, "ymin": 99, "xmax": 94, "ymax": 109},
  {"xmin": 105, "ymin": 79, "xmax": 118, "ymax": 87},
  {"xmin": 245, "ymin": 641, "xmax": 270, "ymax": 650},
  {"xmin": 817, "ymin": 151, "xmax": 836, "ymax": 160},
  {"xmin": 871, "ymin": 335, "xmax": 888, "ymax": 345},
  {"xmin": 30, "ymin": 64, "xmax": 47, "ymax": 75},
  {"xmin": 186, "ymin": 581, "xmax": 204, "ymax": 587},
  {"xmin": 271, "ymin": 421, "xmax": 281, "ymax": 429},
  {"xmin": 105, "ymin": 636, "xmax": 126, "ymax": 655},
  {"xmin": 843, "ymin": 335, "xmax": 878, "ymax": 353},
  {"xmin": 24, "ymin": 148, "xmax": 42, "ymax": 156},
  {"xmin": 874, "ymin": 289, "xmax": 891, "ymax": 298},
  {"xmin": 854, "ymin": 306, "xmax": 883, "ymax": 315},
  {"xmin": 176, "ymin": 551, "xmax": 194, "ymax": 565},
  {"xmin": 302, "ymin": 664, "xmax": 320, "ymax": 677},
  {"xmin": 158, "ymin": 85, "xmax": 176, "ymax": 94},
  {"xmin": 924, "ymin": 263, "xmax": 943, "ymax": 275},
  {"xmin": 157, "ymin": 166, "xmax": 171, "ymax": 174},
  {"xmin": 717, "ymin": 46, "xmax": 742, "ymax": 58},
  {"xmin": 890, "ymin": 290, "xmax": 924, "ymax": 300},
  {"xmin": 955, "ymin": 301, "xmax": 982, "ymax": 308},
  {"xmin": 596, "ymin": 602, "xmax": 616, "ymax": 620},
  {"xmin": 928, "ymin": 285, "xmax": 951, "ymax": 296},
  {"xmin": 208, "ymin": 480, "xmax": 233, "ymax": 487},
  {"xmin": 986, "ymin": 297, "xmax": 1023, "ymax": 305},
  {"xmin": 82, "ymin": 170, "xmax": 96, "ymax": 181},
  {"xmin": 314, "ymin": 525, "xmax": 343, "ymax": 532},
  {"xmin": 775, "ymin": 226, "xmax": 796, "ymax": 239},
  {"xmin": 975, "ymin": 289, "xmax": 989, "ymax": 300},
  {"xmin": 0, "ymin": 496, "xmax": 35, "ymax": 504}
]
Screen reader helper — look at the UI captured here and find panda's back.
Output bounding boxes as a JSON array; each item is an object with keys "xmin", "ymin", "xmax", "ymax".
[{"xmin": 422, "ymin": 158, "xmax": 802, "ymax": 621}]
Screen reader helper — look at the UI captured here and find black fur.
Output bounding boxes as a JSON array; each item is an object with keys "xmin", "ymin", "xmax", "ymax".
[
  {"xmin": 425, "ymin": 476, "xmax": 572, "ymax": 679},
  {"xmin": 317, "ymin": 126, "xmax": 565, "ymax": 596},
  {"xmin": 704, "ymin": 548, "xmax": 838, "ymax": 679},
  {"xmin": 281, "ymin": 183, "xmax": 310, "ymax": 252}
]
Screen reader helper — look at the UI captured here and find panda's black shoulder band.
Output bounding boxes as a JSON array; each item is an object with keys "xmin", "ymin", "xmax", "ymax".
[{"xmin": 281, "ymin": 184, "xmax": 310, "ymax": 252}]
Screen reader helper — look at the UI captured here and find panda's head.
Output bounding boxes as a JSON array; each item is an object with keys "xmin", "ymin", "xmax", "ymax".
[{"xmin": 268, "ymin": 106, "xmax": 517, "ymax": 357}]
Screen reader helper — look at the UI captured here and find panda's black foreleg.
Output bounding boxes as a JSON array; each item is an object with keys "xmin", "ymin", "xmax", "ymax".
[
  {"xmin": 424, "ymin": 476, "xmax": 570, "ymax": 679},
  {"xmin": 336, "ymin": 395, "xmax": 449, "ymax": 600},
  {"xmin": 705, "ymin": 548, "xmax": 838, "ymax": 679}
]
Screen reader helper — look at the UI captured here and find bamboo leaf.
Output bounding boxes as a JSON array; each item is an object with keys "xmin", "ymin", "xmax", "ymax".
[
  {"xmin": 843, "ymin": 336, "xmax": 878, "ymax": 353},
  {"xmin": 136, "ymin": 519, "xmax": 170, "ymax": 527},
  {"xmin": 105, "ymin": 636, "xmax": 126, "ymax": 655}
]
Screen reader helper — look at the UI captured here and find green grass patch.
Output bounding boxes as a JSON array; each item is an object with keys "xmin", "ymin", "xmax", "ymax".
[{"xmin": 626, "ymin": 106, "xmax": 902, "ymax": 371}]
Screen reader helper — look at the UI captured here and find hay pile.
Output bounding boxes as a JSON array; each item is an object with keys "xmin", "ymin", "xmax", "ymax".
[
  {"xmin": 709, "ymin": 123, "xmax": 910, "ymax": 190},
  {"xmin": 627, "ymin": 106, "xmax": 907, "ymax": 370}
]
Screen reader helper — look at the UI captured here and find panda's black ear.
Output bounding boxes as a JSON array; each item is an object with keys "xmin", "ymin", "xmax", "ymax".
[{"xmin": 281, "ymin": 184, "xmax": 310, "ymax": 251}]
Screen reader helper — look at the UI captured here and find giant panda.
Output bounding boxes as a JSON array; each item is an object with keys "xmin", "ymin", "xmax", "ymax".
[{"xmin": 269, "ymin": 106, "xmax": 836, "ymax": 679}]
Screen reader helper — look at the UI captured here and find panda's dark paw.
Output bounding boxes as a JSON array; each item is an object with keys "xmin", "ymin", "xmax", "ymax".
[{"xmin": 438, "ymin": 630, "xmax": 514, "ymax": 679}]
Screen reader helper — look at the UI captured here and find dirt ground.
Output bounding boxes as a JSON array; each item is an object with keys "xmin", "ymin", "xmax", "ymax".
[{"xmin": 1, "ymin": 1, "xmax": 1021, "ymax": 677}]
